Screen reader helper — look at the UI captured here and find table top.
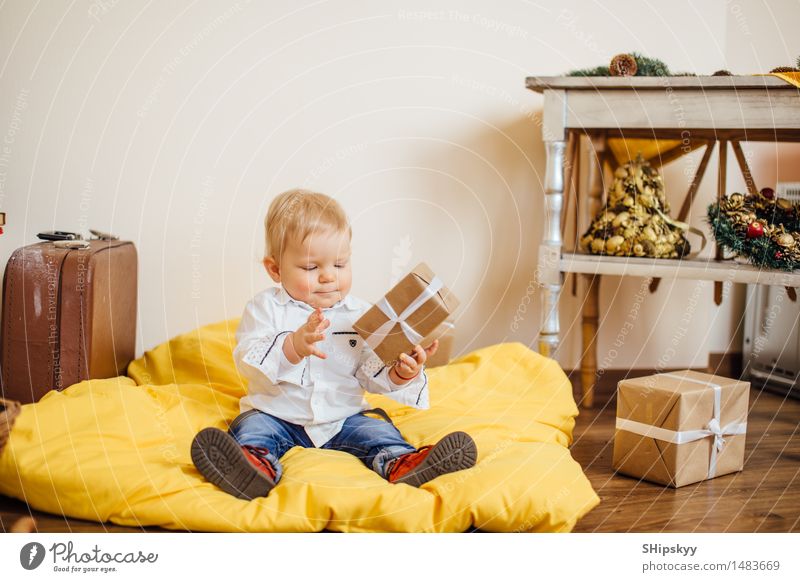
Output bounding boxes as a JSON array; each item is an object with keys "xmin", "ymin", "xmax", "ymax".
[
  {"xmin": 531, "ymin": 75, "xmax": 800, "ymax": 137},
  {"xmin": 526, "ymin": 75, "xmax": 797, "ymax": 93},
  {"xmin": 560, "ymin": 252, "xmax": 800, "ymax": 286}
]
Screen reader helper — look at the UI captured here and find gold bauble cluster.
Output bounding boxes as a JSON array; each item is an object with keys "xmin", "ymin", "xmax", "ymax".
[{"xmin": 580, "ymin": 155, "xmax": 691, "ymax": 258}]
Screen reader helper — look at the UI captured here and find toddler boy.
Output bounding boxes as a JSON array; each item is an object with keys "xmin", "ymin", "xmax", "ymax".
[{"xmin": 191, "ymin": 188, "xmax": 476, "ymax": 500}]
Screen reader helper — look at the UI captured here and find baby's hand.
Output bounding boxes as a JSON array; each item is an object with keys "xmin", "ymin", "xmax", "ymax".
[
  {"xmin": 391, "ymin": 340, "xmax": 438, "ymax": 384},
  {"xmin": 285, "ymin": 308, "xmax": 330, "ymax": 362}
]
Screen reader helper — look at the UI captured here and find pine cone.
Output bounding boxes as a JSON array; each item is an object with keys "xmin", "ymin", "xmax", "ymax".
[
  {"xmin": 770, "ymin": 66, "xmax": 799, "ymax": 73},
  {"xmin": 610, "ymin": 53, "xmax": 638, "ymax": 77}
]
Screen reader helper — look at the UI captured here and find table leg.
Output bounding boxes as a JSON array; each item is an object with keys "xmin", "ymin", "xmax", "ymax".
[
  {"xmin": 537, "ymin": 140, "xmax": 566, "ymax": 357},
  {"xmin": 578, "ymin": 135, "xmax": 607, "ymax": 407},
  {"xmin": 714, "ymin": 140, "xmax": 728, "ymax": 305},
  {"xmin": 581, "ymin": 274, "xmax": 599, "ymax": 408}
]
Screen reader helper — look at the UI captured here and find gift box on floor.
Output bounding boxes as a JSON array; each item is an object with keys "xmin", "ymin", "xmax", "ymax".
[
  {"xmin": 354, "ymin": 263, "xmax": 459, "ymax": 366},
  {"xmin": 612, "ymin": 370, "xmax": 749, "ymax": 488}
]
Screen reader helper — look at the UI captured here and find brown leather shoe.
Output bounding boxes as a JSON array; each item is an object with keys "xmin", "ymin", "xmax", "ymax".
[
  {"xmin": 191, "ymin": 427, "xmax": 277, "ymax": 500},
  {"xmin": 387, "ymin": 431, "xmax": 477, "ymax": 487}
]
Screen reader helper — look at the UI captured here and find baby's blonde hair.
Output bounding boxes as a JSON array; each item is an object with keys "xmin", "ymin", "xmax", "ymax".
[{"xmin": 265, "ymin": 188, "xmax": 350, "ymax": 263}]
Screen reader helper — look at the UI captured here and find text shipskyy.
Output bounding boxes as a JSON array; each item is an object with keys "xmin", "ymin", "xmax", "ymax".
[{"xmin": 642, "ymin": 544, "xmax": 697, "ymax": 557}]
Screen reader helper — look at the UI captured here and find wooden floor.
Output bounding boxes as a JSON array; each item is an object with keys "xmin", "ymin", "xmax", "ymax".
[
  {"xmin": 0, "ymin": 497, "xmax": 165, "ymax": 533},
  {"xmin": 1, "ymin": 386, "xmax": 798, "ymax": 533},
  {"xmin": 571, "ymin": 386, "xmax": 800, "ymax": 532}
]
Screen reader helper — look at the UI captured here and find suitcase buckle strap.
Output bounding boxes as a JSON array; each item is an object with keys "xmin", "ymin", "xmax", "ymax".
[{"xmin": 53, "ymin": 240, "xmax": 90, "ymax": 249}]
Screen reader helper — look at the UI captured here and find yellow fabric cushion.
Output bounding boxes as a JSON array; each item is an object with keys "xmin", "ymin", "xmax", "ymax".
[{"xmin": 0, "ymin": 320, "xmax": 598, "ymax": 532}]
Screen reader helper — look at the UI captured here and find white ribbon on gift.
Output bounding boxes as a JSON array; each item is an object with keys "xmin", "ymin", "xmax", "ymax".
[
  {"xmin": 364, "ymin": 276, "xmax": 444, "ymax": 352},
  {"xmin": 615, "ymin": 372, "xmax": 747, "ymax": 479}
]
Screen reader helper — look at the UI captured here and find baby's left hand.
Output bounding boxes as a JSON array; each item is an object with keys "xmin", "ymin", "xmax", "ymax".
[{"xmin": 392, "ymin": 340, "xmax": 439, "ymax": 383}]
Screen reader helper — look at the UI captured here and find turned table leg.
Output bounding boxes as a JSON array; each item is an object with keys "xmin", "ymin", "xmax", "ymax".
[
  {"xmin": 579, "ymin": 134, "xmax": 606, "ymax": 407},
  {"xmin": 537, "ymin": 140, "xmax": 566, "ymax": 357}
]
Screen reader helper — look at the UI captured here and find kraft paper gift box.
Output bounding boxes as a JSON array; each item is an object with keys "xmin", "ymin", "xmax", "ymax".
[
  {"xmin": 354, "ymin": 263, "xmax": 459, "ymax": 366},
  {"xmin": 612, "ymin": 370, "xmax": 749, "ymax": 488}
]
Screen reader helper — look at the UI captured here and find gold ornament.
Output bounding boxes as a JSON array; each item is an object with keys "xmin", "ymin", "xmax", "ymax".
[
  {"xmin": 726, "ymin": 193, "xmax": 745, "ymax": 209},
  {"xmin": 606, "ymin": 235, "xmax": 625, "ymax": 254},
  {"xmin": 777, "ymin": 232, "xmax": 795, "ymax": 248},
  {"xmin": 580, "ymin": 155, "xmax": 692, "ymax": 258},
  {"xmin": 612, "ymin": 212, "xmax": 630, "ymax": 227},
  {"xmin": 599, "ymin": 210, "xmax": 616, "ymax": 224}
]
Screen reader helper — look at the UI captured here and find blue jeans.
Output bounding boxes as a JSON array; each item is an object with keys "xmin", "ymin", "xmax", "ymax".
[{"xmin": 228, "ymin": 409, "xmax": 416, "ymax": 483}]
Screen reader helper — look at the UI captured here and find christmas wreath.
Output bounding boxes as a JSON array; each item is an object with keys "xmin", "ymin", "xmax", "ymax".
[{"xmin": 707, "ymin": 189, "xmax": 800, "ymax": 271}]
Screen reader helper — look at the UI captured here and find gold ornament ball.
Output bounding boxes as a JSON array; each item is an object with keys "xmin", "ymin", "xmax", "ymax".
[
  {"xmin": 777, "ymin": 233, "xmax": 795, "ymax": 248},
  {"xmin": 606, "ymin": 235, "xmax": 625, "ymax": 254},
  {"xmin": 727, "ymin": 193, "xmax": 745, "ymax": 209}
]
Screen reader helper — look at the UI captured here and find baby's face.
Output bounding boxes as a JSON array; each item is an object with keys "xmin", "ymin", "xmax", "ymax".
[{"xmin": 266, "ymin": 228, "xmax": 352, "ymax": 309}]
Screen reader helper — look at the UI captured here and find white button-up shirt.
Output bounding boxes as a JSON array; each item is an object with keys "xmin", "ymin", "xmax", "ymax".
[{"xmin": 234, "ymin": 286, "xmax": 429, "ymax": 447}]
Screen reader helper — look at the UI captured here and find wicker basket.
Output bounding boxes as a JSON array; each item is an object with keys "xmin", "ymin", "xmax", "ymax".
[{"xmin": 0, "ymin": 397, "xmax": 21, "ymax": 455}]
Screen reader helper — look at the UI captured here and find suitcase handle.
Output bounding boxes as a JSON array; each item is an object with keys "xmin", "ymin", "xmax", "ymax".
[
  {"xmin": 37, "ymin": 230, "xmax": 82, "ymax": 241},
  {"xmin": 37, "ymin": 229, "xmax": 120, "ymax": 242}
]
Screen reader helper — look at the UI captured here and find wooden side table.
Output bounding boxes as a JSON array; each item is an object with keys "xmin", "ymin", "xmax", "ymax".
[{"xmin": 526, "ymin": 75, "xmax": 800, "ymax": 407}]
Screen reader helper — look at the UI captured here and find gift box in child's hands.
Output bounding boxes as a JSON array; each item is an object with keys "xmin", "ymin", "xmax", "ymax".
[
  {"xmin": 612, "ymin": 370, "xmax": 749, "ymax": 488},
  {"xmin": 354, "ymin": 263, "xmax": 459, "ymax": 366}
]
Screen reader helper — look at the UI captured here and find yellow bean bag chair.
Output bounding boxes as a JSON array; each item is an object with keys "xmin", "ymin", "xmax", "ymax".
[{"xmin": 0, "ymin": 320, "xmax": 599, "ymax": 532}]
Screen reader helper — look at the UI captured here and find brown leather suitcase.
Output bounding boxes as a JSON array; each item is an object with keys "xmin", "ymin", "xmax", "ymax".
[{"xmin": 1, "ymin": 238, "xmax": 137, "ymax": 403}]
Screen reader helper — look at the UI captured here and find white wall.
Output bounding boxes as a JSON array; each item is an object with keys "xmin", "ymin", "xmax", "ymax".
[{"xmin": 1, "ymin": 0, "xmax": 798, "ymax": 370}]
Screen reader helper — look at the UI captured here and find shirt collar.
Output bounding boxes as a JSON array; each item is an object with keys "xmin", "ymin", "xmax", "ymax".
[{"xmin": 275, "ymin": 286, "xmax": 360, "ymax": 311}]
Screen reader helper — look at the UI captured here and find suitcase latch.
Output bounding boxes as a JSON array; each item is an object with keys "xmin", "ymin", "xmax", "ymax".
[
  {"xmin": 89, "ymin": 229, "xmax": 119, "ymax": 241},
  {"xmin": 53, "ymin": 240, "xmax": 90, "ymax": 249}
]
